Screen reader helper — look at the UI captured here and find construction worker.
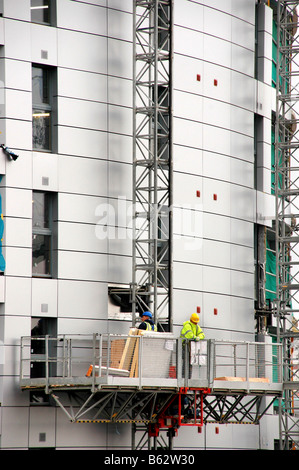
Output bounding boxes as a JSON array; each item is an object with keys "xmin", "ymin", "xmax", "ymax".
[
  {"xmin": 180, "ymin": 313, "xmax": 205, "ymax": 378},
  {"xmin": 138, "ymin": 311, "xmax": 158, "ymax": 332},
  {"xmin": 180, "ymin": 313, "xmax": 205, "ymax": 342}
]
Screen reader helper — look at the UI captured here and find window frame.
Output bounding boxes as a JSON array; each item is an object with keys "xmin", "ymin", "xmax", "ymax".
[
  {"xmin": 30, "ymin": 317, "xmax": 57, "ymax": 404},
  {"xmin": 30, "ymin": 0, "xmax": 56, "ymax": 26},
  {"xmin": 32, "ymin": 191, "xmax": 55, "ymax": 278},
  {"xmin": 32, "ymin": 64, "xmax": 57, "ymax": 153}
]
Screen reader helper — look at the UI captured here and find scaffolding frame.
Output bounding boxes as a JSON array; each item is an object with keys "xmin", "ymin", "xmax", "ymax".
[
  {"xmin": 132, "ymin": 0, "xmax": 173, "ymax": 330},
  {"xmin": 275, "ymin": 0, "xmax": 299, "ymax": 450}
]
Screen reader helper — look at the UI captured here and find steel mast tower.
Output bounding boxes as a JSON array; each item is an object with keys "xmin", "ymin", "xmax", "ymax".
[
  {"xmin": 132, "ymin": 0, "xmax": 173, "ymax": 330},
  {"xmin": 275, "ymin": 0, "xmax": 299, "ymax": 450}
]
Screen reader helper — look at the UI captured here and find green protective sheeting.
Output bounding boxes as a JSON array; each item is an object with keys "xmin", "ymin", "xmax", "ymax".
[
  {"xmin": 272, "ymin": 20, "xmax": 277, "ymax": 88},
  {"xmin": 266, "ymin": 241, "xmax": 276, "ymax": 301}
]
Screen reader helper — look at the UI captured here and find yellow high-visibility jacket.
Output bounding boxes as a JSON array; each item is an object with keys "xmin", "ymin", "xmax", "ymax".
[
  {"xmin": 180, "ymin": 320, "xmax": 205, "ymax": 341},
  {"xmin": 139, "ymin": 320, "xmax": 158, "ymax": 332}
]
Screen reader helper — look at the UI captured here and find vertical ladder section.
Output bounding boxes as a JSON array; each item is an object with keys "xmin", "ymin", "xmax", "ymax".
[
  {"xmin": 275, "ymin": 0, "xmax": 299, "ymax": 450},
  {"xmin": 132, "ymin": 1, "xmax": 173, "ymax": 330}
]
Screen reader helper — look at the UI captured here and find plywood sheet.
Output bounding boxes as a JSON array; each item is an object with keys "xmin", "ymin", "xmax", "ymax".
[
  {"xmin": 214, "ymin": 376, "xmax": 269, "ymax": 383},
  {"xmin": 119, "ymin": 328, "xmax": 139, "ymax": 376}
]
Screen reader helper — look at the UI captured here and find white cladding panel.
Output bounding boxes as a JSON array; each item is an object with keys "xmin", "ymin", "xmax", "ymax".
[
  {"xmin": 1, "ymin": 0, "xmax": 31, "ymax": 21},
  {"xmin": 174, "ymin": 27, "xmax": 203, "ymax": 59},
  {"xmin": 56, "ymin": 0, "xmax": 107, "ymax": 34},
  {"xmin": 57, "ymin": 29, "xmax": 107, "ymax": 73},
  {"xmin": 58, "ymin": 127, "xmax": 108, "ymax": 158},
  {"xmin": 58, "ymin": 68, "xmax": 108, "ymax": 103},
  {"xmin": 31, "ymin": 23, "xmax": 57, "ymax": 66},
  {"xmin": 5, "ymin": 120, "xmax": 32, "ymax": 151},
  {"xmin": 31, "ymin": 278, "xmax": 58, "ymax": 317},
  {"xmin": 173, "ymin": 145, "xmax": 202, "ymax": 175},
  {"xmin": 108, "ymin": 76, "xmax": 132, "ymax": 110},
  {"xmin": 4, "ymin": 247, "xmax": 32, "ymax": 277},
  {"xmin": 172, "ymin": 288, "xmax": 203, "ymax": 327},
  {"xmin": 3, "ymin": 59, "xmax": 31, "ymax": 91},
  {"xmin": 173, "ymin": 116, "xmax": 203, "ymax": 149},
  {"xmin": 2, "ymin": 19, "xmax": 31, "ymax": 61},
  {"xmin": 58, "ymin": 221, "xmax": 107, "ymax": 254},
  {"xmin": 3, "ymin": 276, "xmax": 31, "ymax": 316},
  {"xmin": 5, "ymin": 89, "xmax": 32, "ymax": 121},
  {"xmin": 173, "ymin": 89, "xmax": 202, "ymax": 124},
  {"xmin": 58, "ymin": 156, "xmax": 108, "ymax": 196},
  {"xmin": 0, "ymin": 407, "xmax": 29, "ymax": 448},
  {"xmin": 174, "ymin": 0, "xmax": 204, "ymax": 30},
  {"xmin": 58, "ymin": 251, "xmax": 108, "ymax": 282},
  {"xmin": 4, "ymin": 217, "xmax": 31, "ymax": 248},
  {"xmin": 108, "ymin": 7, "xmax": 132, "ymax": 42},
  {"xmin": 28, "ymin": 408, "xmax": 56, "ymax": 449},
  {"xmin": 58, "ymin": 280, "xmax": 108, "ymax": 319},
  {"xmin": 32, "ymin": 152, "xmax": 58, "ymax": 191},
  {"xmin": 58, "ymin": 97, "xmax": 108, "ymax": 132},
  {"xmin": 173, "ymin": 261, "xmax": 202, "ymax": 291},
  {"xmin": 108, "ymin": 133, "xmax": 132, "ymax": 164},
  {"xmin": 4, "ymin": 151, "xmax": 32, "ymax": 189},
  {"xmin": 108, "ymin": 37, "xmax": 133, "ymax": 79}
]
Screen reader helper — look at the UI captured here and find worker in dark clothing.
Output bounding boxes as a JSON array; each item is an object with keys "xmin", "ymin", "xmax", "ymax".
[{"xmin": 138, "ymin": 311, "xmax": 158, "ymax": 332}]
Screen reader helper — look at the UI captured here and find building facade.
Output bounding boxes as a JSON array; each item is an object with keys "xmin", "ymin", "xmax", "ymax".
[{"xmin": 0, "ymin": 0, "xmax": 280, "ymax": 450}]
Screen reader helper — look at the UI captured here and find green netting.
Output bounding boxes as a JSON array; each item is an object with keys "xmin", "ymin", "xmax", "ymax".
[
  {"xmin": 271, "ymin": 126, "xmax": 283, "ymax": 196},
  {"xmin": 272, "ymin": 21, "xmax": 277, "ymax": 88},
  {"xmin": 271, "ymin": 127, "xmax": 275, "ymax": 195},
  {"xmin": 266, "ymin": 241, "xmax": 276, "ymax": 301}
]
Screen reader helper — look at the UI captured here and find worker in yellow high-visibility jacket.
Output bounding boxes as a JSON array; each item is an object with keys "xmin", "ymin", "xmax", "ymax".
[
  {"xmin": 180, "ymin": 313, "xmax": 205, "ymax": 378},
  {"xmin": 180, "ymin": 313, "xmax": 205, "ymax": 342}
]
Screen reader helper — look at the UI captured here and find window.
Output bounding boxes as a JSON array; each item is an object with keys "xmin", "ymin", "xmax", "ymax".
[
  {"xmin": 254, "ymin": 113, "xmax": 263, "ymax": 191},
  {"xmin": 32, "ymin": 191, "xmax": 57, "ymax": 277},
  {"xmin": 31, "ymin": 0, "xmax": 55, "ymax": 25},
  {"xmin": 32, "ymin": 65, "xmax": 57, "ymax": 152},
  {"xmin": 30, "ymin": 317, "xmax": 57, "ymax": 404}
]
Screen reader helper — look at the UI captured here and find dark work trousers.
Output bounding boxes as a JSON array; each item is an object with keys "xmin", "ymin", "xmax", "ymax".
[{"xmin": 182, "ymin": 342, "xmax": 192, "ymax": 379}]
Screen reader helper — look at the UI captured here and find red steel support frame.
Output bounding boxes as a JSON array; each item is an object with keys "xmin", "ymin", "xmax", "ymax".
[{"xmin": 148, "ymin": 387, "xmax": 211, "ymax": 438}]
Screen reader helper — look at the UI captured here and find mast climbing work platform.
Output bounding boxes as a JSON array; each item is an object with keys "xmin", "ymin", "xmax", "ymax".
[
  {"xmin": 20, "ymin": 333, "xmax": 283, "ymax": 449},
  {"xmin": 275, "ymin": 0, "xmax": 299, "ymax": 450}
]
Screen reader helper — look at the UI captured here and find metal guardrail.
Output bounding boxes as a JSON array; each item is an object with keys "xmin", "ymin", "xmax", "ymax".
[
  {"xmin": 19, "ymin": 334, "xmax": 283, "ymax": 392},
  {"xmin": 211, "ymin": 340, "xmax": 283, "ymax": 386}
]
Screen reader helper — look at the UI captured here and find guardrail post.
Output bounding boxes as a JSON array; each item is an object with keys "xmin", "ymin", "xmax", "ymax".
[
  {"xmin": 107, "ymin": 334, "xmax": 111, "ymax": 379},
  {"xmin": 139, "ymin": 335, "xmax": 142, "ymax": 388},
  {"xmin": 177, "ymin": 338, "xmax": 182, "ymax": 386},
  {"xmin": 184, "ymin": 341, "xmax": 189, "ymax": 387},
  {"xmin": 246, "ymin": 342, "xmax": 250, "ymax": 392},
  {"xmin": 207, "ymin": 339, "xmax": 212, "ymax": 387},
  {"xmin": 61, "ymin": 335, "xmax": 66, "ymax": 377},
  {"xmin": 68, "ymin": 338, "xmax": 72, "ymax": 377},
  {"xmin": 233, "ymin": 344, "xmax": 237, "ymax": 377},
  {"xmin": 279, "ymin": 343, "xmax": 283, "ymax": 383},
  {"xmin": 208, "ymin": 339, "xmax": 215, "ymax": 387},
  {"xmin": 45, "ymin": 335, "xmax": 49, "ymax": 394},
  {"xmin": 99, "ymin": 334, "xmax": 103, "ymax": 378},
  {"xmin": 95, "ymin": 333, "xmax": 100, "ymax": 381},
  {"xmin": 20, "ymin": 337, "xmax": 23, "ymax": 380},
  {"xmin": 92, "ymin": 333, "xmax": 97, "ymax": 392}
]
